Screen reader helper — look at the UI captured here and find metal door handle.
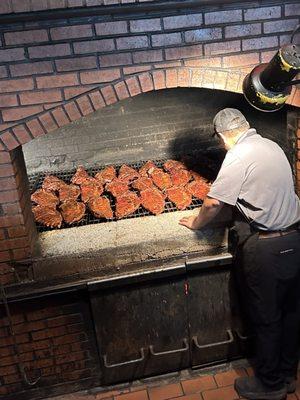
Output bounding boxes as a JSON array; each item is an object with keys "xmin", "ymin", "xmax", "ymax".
[
  {"xmin": 103, "ymin": 348, "xmax": 145, "ymax": 368},
  {"xmin": 149, "ymin": 338, "xmax": 189, "ymax": 356},
  {"xmin": 192, "ymin": 329, "xmax": 234, "ymax": 349},
  {"xmin": 235, "ymin": 329, "xmax": 253, "ymax": 340}
]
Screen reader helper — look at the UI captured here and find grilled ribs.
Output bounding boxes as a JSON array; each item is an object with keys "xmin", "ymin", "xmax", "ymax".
[
  {"xmin": 31, "ymin": 158, "xmax": 214, "ymax": 230},
  {"xmin": 118, "ymin": 164, "xmax": 140, "ymax": 183},
  {"xmin": 60, "ymin": 200, "xmax": 86, "ymax": 224},
  {"xmin": 106, "ymin": 178, "xmax": 129, "ymax": 197},
  {"xmin": 186, "ymin": 180, "xmax": 210, "ymax": 200},
  {"xmin": 31, "ymin": 189, "xmax": 59, "ymax": 208},
  {"xmin": 32, "ymin": 205, "xmax": 62, "ymax": 228},
  {"xmin": 80, "ymin": 181, "xmax": 104, "ymax": 203},
  {"xmin": 88, "ymin": 196, "xmax": 113, "ymax": 219},
  {"xmin": 149, "ymin": 167, "xmax": 173, "ymax": 191},
  {"xmin": 139, "ymin": 160, "xmax": 156, "ymax": 176},
  {"xmin": 166, "ymin": 186, "xmax": 192, "ymax": 210},
  {"xmin": 170, "ymin": 169, "xmax": 191, "ymax": 187},
  {"xmin": 163, "ymin": 159, "xmax": 187, "ymax": 172},
  {"xmin": 95, "ymin": 165, "xmax": 116, "ymax": 185},
  {"xmin": 115, "ymin": 191, "xmax": 140, "ymax": 219},
  {"xmin": 71, "ymin": 166, "xmax": 91, "ymax": 185},
  {"xmin": 58, "ymin": 184, "xmax": 80, "ymax": 202},
  {"xmin": 42, "ymin": 175, "xmax": 65, "ymax": 191},
  {"xmin": 140, "ymin": 187, "xmax": 165, "ymax": 215},
  {"xmin": 190, "ymin": 171, "xmax": 207, "ymax": 182},
  {"xmin": 131, "ymin": 176, "xmax": 154, "ymax": 192}
]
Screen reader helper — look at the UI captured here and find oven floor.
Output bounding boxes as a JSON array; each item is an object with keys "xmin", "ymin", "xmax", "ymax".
[
  {"xmin": 44, "ymin": 358, "xmax": 256, "ymax": 400},
  {"xmin": 33, "ymin": 207, "xmax": 231, "ymax": 282}
]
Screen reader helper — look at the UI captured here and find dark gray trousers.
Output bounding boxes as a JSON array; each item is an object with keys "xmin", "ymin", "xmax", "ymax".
[{"xmin": 233, "ymin": 221, "xmax": 300, "ymax": 389}]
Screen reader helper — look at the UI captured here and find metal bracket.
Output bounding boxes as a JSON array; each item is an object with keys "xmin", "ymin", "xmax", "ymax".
[
  {"xmin": 235, "ymin": 330, "xmax": 254, "ymax": 341},
  {"xmin": 149, "ymin": 338, "xmax": 189, "ymax": 356},
  {"xmin": 192, "ymin": 329, "xmax": 234, "ymax": 349},
  {"xmin": 103, "ymin": 348, "xmax": 145, "ymax": 368},
  {"xmin": 186, "ymin": 253, "xmax": 233, "ymax": 272}
]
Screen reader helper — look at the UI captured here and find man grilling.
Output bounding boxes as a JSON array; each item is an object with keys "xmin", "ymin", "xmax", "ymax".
[{"xmin": 179, "ymin": 108, "xmax": 300, "ymax": 400}]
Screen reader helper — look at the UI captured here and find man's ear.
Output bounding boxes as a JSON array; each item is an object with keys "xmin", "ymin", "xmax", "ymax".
[{"xmin": 218, "ymin": 132, "xmax": 226, "ymax": 142}]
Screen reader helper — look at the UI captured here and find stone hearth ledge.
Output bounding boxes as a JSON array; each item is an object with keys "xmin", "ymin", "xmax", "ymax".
[{"xmin": 32, "ymin": 207, "xmax": 232, "ymax": 282}]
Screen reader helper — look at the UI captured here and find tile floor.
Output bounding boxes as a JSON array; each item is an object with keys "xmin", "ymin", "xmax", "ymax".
[{"xmin": 45, "ymin": 360, "xmax": 300, "ymax": 400}]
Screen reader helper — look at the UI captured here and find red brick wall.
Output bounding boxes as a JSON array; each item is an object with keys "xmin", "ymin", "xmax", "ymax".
[
  {"xmin": 0, "ymin": 147, "xmax": 36, "ymax": 285},
  {"xmin": 0, "ymin": 2, "xmax": 299, "ymax": 133},
  {"xmin": 0, "ymin": 1, "xmax": 299, "ymax": 285},
  {"xmin": 0, "ymin": 4, "xmax": 299, "ymax": 399},
  {"xmin": 0, "ymin": 0, "xmax": 156, "ymax": 14},
  {"xmin": 0, "ymin": 292, "xmax": 100, "ymax": 399}
]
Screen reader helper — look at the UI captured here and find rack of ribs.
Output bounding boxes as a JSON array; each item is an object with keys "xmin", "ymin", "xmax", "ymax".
[
  {"xmin": 88, "ymin": 196, "xmax": 113, "ymax": 219},
  {"xmin": 60, "ymin": 200, "xmax": 86, "ymax": 224},
  {"xmin": 58, "ymin": 184, "xmax": 81, "ymax": 202},
  {"xmin": 166, "ymin": 186, "xmax": 192, "ymax": 210},
  {"xmin": 148, "ymin": 167, "xmax": 173, "ymax": 191},
  {"xmin": 32, "ymin": 205, "xmax": 63, "ymax": 228},
  {"xmin": 71, "ymin": 166, "xmax": 92, "ymax": 185},
  {"xmin": 190, "ymin": 171, "xmax": 208, "ymax": 182},
  {"xmin": 131, "ymin": 176, "xmax": 155, "ymax": 192},
  {"xmin": 95, "ymin": 165, "xmax": 116, "ymax": 185},
  {"xmin": 106, "ymin": 178, "xmax": 129, "ymax": 198},
  {"xmin": 31, "ymin": 189, "xmax": 59, "ymax": 208},
  {"xmin": 115, "ymin": 191, "xmax": 140, "ymax": 219},
  {"xmin": 80, "ymin": 181, "xmax": 104, "ymax": 203},
  {"xmin": 140, "ymin": 187, "xmax": 165, "ymax": 215},
  {"xmin": 170, "ymin": 169, "xmax": 191, "ymax": 187},
  {"xmin": 163, "ymin": 159, "xmax": 187, "ymax": 172},
  {"xmin": 186, "ymin": 180, "xmax": 211, "ymax": 200},
  {"xmin": 118, "ymin": 164, "xmax": 140, "ymax": 184},
  {"xmin": 139, "ymin": 160, "xmax": 156, "ymax": 176},
  {"xmin": 42, "ymin": 175, "xmax": 65, "ymax": 191}
]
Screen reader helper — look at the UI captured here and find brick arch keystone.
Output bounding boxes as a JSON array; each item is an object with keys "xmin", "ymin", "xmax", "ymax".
[{"xmin": 0, "ymin": 66, "xmax": 299, "ymax": 152}]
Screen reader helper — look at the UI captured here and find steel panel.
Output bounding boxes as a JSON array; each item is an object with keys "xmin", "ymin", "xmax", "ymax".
[
  {"xmin": 187, "ymin": 263, "xmax": 239, "ymax": 367},
  {"xmin": 90, "ymin": 275, "xmax": 189, "ymax": 384}
]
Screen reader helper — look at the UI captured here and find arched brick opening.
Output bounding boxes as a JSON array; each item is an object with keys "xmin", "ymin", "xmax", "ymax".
[
  {"xmin": 0, "ymin": 66, "xmax": 299, "ymax": 286},
  {"xmin": 1, "ymin": 66, "xmax": 300, "ymax": 151},
  {"xmin": 0, "ymin": 67, "xmax": 242, "ymax": 150}
]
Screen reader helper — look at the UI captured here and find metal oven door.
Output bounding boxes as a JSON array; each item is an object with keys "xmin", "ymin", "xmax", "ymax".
[
  {"xmin": 186, "ymin": 254, "xmax": 241, "ymax": 368},
  {"xmin": 88, "ymin": 263, "xmax": 190, "ymax": 385}
]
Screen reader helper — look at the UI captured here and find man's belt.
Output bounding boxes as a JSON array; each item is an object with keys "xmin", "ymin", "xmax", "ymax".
[{"xmin": 258, "ymin": 222, "xmax": 300, "ymax": 239}]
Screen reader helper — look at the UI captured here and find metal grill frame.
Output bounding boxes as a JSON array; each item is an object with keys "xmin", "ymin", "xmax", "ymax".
[{"xmin": 28, "ymin": 159, "xmax": 204, "ymax": 232}]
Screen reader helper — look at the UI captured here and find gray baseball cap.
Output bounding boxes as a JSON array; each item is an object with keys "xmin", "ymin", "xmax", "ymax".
[{"xmin": 213, "ymin": 108, "xmax": 248, "ymax": 135}]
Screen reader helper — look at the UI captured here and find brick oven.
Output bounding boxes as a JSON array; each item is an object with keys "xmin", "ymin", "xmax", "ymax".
[{"xmin": 0, "ymin": 1, "xmax": 299, "ymax": 399}]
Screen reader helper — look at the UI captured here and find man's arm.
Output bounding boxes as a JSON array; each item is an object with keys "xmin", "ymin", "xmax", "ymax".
[{"xmin": 179, "ymin": 196, "xmax": 224, "ymax": 230}]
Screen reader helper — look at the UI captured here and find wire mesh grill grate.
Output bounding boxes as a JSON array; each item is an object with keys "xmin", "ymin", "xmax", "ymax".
[{"xmin": 28, "ymin": 159, "xmax": 204, "ymax": 232}]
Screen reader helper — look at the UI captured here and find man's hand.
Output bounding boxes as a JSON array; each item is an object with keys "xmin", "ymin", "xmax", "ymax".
[
  {"xmin": 179, "ymin": 216, "xmax": 200, "ymax": 230},
  {"xmin": 179, "ymin": 197, "xmax": 224, "ymax": 231}
]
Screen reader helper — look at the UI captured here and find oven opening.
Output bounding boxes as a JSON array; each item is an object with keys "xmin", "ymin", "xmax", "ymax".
[{"xmin": 20, "ymin": 87, "xmax": 290, "ymax": 283}]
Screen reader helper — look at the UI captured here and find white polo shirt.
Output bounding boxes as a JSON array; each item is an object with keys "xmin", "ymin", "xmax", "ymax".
[{"xmin": 208, "ymin": 128, "xmax": 300, "ymax": 230}]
